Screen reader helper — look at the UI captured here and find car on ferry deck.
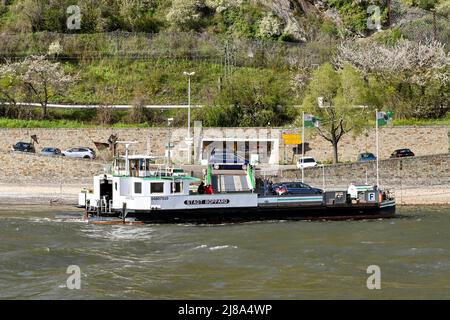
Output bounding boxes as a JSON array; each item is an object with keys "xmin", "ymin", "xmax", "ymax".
[
  {"xmin": 208, "ymin": 149, "xmax": 249, "ymax": 170},
  {"xmin": 271, "ymin": 182, "xmax": 323, "ymax": 196}
]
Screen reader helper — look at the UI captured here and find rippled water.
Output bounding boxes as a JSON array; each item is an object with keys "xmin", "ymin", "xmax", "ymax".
[{"xmin": 0, "ymin": 205, "xmax": 449, "ymax": 299}]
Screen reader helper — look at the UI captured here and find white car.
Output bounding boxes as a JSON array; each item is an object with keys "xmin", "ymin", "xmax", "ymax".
[
  {"xmin": 296, "ymin": 156, "xmax": 317, "ymax": 169},
  {"xmin": 63, "ymin": 147, "xmax": 96, "ymax": 159}
]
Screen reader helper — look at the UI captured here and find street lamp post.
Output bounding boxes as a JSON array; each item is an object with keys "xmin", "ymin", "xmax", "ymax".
[
  {"xmin": 301, "ymin": 111, "xmax": 305, "ymax": 183},
  {"xmin": 167, "ymin": 117, "xmax": 173, "ymax": 165},
  {"xmin": 183, "ymin": 71, "xmax": 195, "ymax": 164}
]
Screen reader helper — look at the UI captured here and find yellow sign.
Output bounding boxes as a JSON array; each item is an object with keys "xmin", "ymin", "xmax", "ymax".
[{"xmin": 282, "ymin": 134, "xmax": 301, "ymax": 145}]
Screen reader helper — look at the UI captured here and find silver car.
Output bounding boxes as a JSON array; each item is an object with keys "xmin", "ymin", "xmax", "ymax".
[
  {"xmin": 40, "ymin": 147, "xmax": 62, "ymax": 156},
  {"xmin": 62, "ymin": 147, "xmax": 96, "ymax": 159}
]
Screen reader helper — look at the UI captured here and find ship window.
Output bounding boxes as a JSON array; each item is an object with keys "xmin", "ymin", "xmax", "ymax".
[
  {"xmin": 150, "ymin": 182, "xmax": 164, "ymax": 194},
  {"xmin": 171, "ymin": 182, "xmax": 182, "ymax": 193},
  {"xmin": 134, "ymin": 182, "xmax": 142, "ymax": 194},
  {"xmin": 115, "ymin": 182, "xmax": 118, "ymax": 191}
]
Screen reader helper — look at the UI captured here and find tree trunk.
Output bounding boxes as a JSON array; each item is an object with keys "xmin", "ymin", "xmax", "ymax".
[
  {"xmin": 332, "ymin": 140, "xmax": 339, "ymax": 164},
  {"xmin": 42, "ymin": 104, "xmax": 48, "ymax": 119}
]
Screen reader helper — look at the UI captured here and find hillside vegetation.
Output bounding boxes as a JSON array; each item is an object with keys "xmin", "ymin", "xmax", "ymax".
[
  {"xmin": 0, "ymin": 0, "xmax": 449, "ymax": 129},
  {"xmin": 1, "ymin": 0, "xmax": 449, "ymax": 41}
]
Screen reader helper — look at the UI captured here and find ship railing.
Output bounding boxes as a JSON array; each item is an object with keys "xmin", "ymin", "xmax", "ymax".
[
  {"xmin": 103, "ymin": 164, "xmax": 113, "ymax": 174},
  {"xmin": 99, "ymin": 197, "xmax": 112, "ymax": 214},
  {"xmin": 112, "ymin": 167, "xmax": 184, "ymax": 178},
  {"xmin": 86, "ymin": 199, "xmax": 99, "ymax": 212},
  {"xmin": 384, "ymin": 189, "xmax": 395, "ymax": 201}
]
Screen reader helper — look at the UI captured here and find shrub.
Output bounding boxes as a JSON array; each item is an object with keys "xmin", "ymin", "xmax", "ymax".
[
  {"xmin": 166, "ymin": 0, "xmax": 206, "ymax": 31},
  {"xmin": 257, "ymin": 13, "xmax": 283, "ymax": 39},
  {"xmin": 127, "ymin": 89, "xmax": 149, "ymax": 124}
]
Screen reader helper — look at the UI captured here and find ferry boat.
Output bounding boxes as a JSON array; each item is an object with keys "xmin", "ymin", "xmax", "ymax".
[{"xmin": 78, "ymin": 148, "xmax": 396, "ymax": 224}]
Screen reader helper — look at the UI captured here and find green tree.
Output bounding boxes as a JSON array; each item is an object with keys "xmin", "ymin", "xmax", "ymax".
[
  {"xmin": 402, "ymin": 0, "xmax": 440, "ymax": 10},
  {"xmin": 0, "ymin": 62, "xmax": 20, "ymax": 107},
  {"xmin": 301, "ymin": 63, "xmax": 371, "ymax": 164},
  {"xmin": 436, "ymin": 0, "xmax": 450, "ymax": 17},
  {"xmin": 204, "ymin": 69, "xmax": 295, "ymax": 127}
]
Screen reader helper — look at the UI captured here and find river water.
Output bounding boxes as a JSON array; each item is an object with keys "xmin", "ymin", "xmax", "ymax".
[{"xmin": 0, "ymin": 205, "xmax": 449, "ymax": 299}]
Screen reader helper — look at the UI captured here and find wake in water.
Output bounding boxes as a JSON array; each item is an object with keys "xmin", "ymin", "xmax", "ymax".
[
  {"xmin": 80, "ymin": 225, "xmax": 155, "ymax": 241},
  {"xmin": 192, "ymin": 244, "xmax": 238, "ymax": 251}
]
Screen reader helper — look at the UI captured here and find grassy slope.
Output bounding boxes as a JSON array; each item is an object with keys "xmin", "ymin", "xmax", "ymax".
[{"xmin": 61, "ymin": 58, "xmax": 226, "ymax": 105}]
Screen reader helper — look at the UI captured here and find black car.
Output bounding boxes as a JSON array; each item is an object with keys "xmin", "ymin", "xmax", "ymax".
[
  {"xmin": 12, "ymin": 142, "xmax": 35, "ymax": 153},
  {"xmin": 272, "ymin": 182, "xmax": 323, "ymax": 195},
  {"xmin": 390, "ymin": 149, "xmax": 415, "ymax": 158}
]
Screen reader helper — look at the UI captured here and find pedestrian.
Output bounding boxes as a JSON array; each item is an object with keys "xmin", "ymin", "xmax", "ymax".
[{"xmin": 198, "ymin": 181, "xmax": 205, "ymax": 194}]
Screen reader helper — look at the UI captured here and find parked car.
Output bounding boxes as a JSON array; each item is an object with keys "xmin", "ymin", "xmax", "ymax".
[
  {"xmin": 40, "ymin": 147, "xmax": 62, "ymax": 156},
  {"xmin": 296, "ymin": 156, "xmax": 317, "ymax": 169},
  {"xmin": 62, "ymin": 147, "xmax": 96, "ymax": 159},
  {"xmin": 390, "ymin": 149, "xmax": 414, "ymax": 158},
  {"xmin": 208, "ymin": 149, "xmax": 249, "ymax": 170},
  {"xmin": 271, "ymin": 182, "xmax": 323, "ymax": 196},
  {"xmin": 357, "ymin": 152, "xmax": 377, "ymax": 162},
  {"xmin": 11, "ymin": 142, "xmax": 35, "ymax": 153}
]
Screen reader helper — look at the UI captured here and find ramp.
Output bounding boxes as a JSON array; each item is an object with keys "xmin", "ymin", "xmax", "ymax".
[{"xmin": 211, "ymin": 174, "xmax": 252, "ymax": 192}]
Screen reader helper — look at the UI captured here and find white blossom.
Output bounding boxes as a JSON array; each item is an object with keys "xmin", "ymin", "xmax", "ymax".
[
  {"xmin": 166, "ymin": 0, "xmax": 205, "ymax": 30},
  {"xmin": 48, "ymin": 40, "xmax": 63, "ymax": 56},
  {"xmin": 205, "ymin": 0, "xmax": 242, "ymax": 13},
  {"xmin": 7, "ymin": 55, "xmax": 77, "ymax": 117},
  {"xmin": 334, "ymin": 39, "xmax": 450, "ymax": 85},
  {"xmin": 0, "ymin": 61, "xmax": 18, "ymax": 78},
  {"xmin": 291, "ymin": 70, "xmax": 310, "ymax": 93},
  {"xmin": 20, "ymin": 55, "xmax": 74, "ymax": 89},
  {"xmin": 257, "ymin": 13, "xmax": 283, "ymax": 39}
]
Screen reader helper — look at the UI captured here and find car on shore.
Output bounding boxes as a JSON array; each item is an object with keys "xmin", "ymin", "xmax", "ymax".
[
  {"xmin": 40, "ymin": 147, "xmax": 62, "ymax": 156},
  {"xmin": 271, "ymin": 182, "xmax": 323, "ymax": 196},
  {"xmin": 357, "ymin": 152, "xmax": 377, "ymax": 162},
  {"xmin": 390, "ymin": 149, "xmax": 414, "ymax": 158},
  {"xmin": 11, "ymin": 142, "xmax": 35, "ymax": 153},
  {"xmin": 296, "ymin": 156, "xmax": 317, "ymax": 169},
  {"xmin": 62, "ymin": 147, "xmax": 96, "ymax": 159}
]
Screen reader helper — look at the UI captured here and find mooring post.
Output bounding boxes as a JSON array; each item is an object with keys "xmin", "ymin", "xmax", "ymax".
[{"xmin": 122, "ymin": 202, "xmax": 127, "ymax": 224}]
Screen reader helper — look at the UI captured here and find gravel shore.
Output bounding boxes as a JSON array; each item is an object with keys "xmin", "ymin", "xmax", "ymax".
[{"xmin": 0, "ymin": 183, "xmax": 80, "ymax": 205}]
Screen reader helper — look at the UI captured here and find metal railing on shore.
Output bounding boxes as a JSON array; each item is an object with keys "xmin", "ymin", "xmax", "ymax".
[{"xmin": 0, "ymin": 102, "xmax": 203, "ymax": 110}]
